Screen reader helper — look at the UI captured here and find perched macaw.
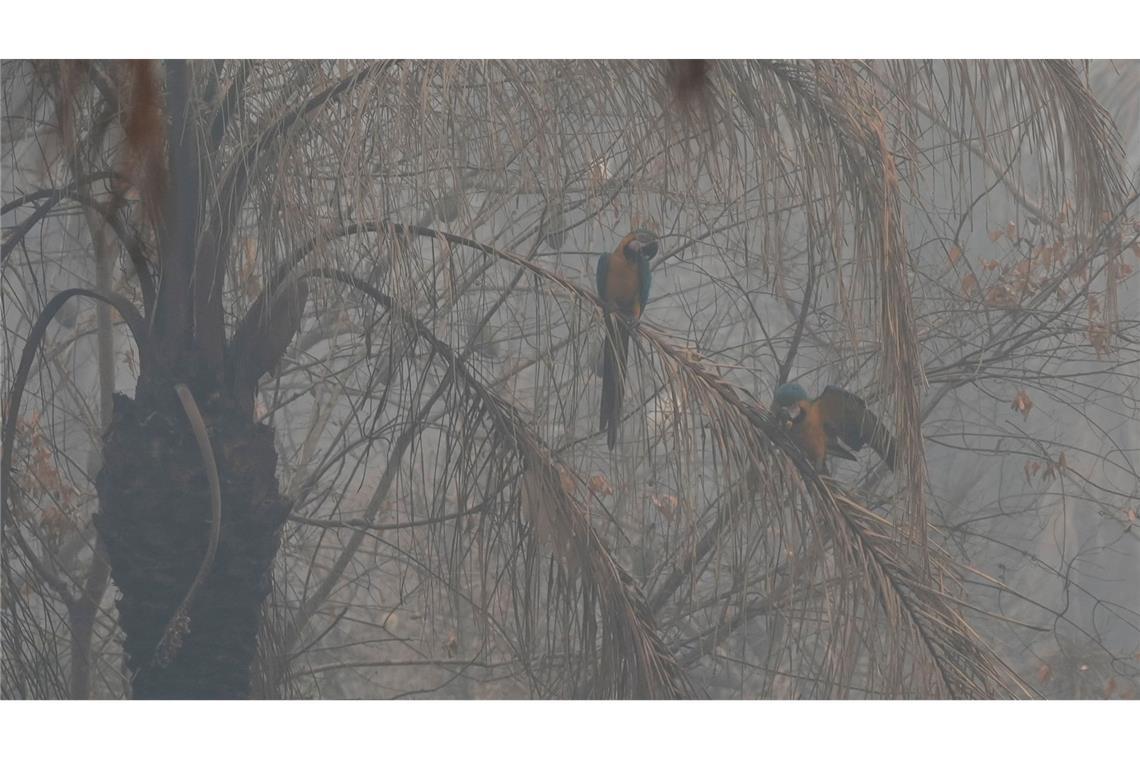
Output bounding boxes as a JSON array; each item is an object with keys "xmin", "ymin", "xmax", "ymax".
[
  {"xmin": 596, "ymin": 229, "xmax": 659, "ymax": 449},
  {"xmin": 772, "ymin": 383, "xmax": 897, "ymax": 472}
]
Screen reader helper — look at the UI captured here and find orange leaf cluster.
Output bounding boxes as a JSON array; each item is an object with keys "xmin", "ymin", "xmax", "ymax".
[
  {"xmin": 12, "ymin": 413, "xmax": 79, "ymax": 539},
  {"xmin": 587, "ymin": 473, "xmax": 614, "ymax": 498}
]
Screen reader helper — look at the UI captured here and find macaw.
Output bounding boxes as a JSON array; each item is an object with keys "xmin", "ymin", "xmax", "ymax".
[
  {"xmin": 596, "ymin": 229, "xmax": 659, "ymax": 449},
  {"xmin": 772, "ymin": 383, "xmax": 897, "ymax": 472}
]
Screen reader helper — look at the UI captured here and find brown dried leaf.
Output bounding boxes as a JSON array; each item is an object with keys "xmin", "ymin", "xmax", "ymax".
[
  {"xmin": 1088, "ymin": 322, "xmax": 1111, "ymax": 357},
  {"xmin": 1011, "ymin": 389, "xmax": 1033, "ymax": 419},
  {"xmin": 1024, "ymin": 460, "xmax": 1041, "ymax": 485},
  {"xmin": 446, "ymin": 630, "xmax": 459, "ymax": 657},
  {"xmin": 985, "ymin": 285, "xmax": 1016, "ymax": 308},
  {"xmin": 40, "ymin": 506, "xmax": 68, "ymax": 534},
  {"xmin": 651, "ymin": 493, "xmax": 679, "ymax": 521},
  {"xmin": 947, "ymin": 246, "xmax": 962, "ymax": 266},
  {"xmin": 588, "ymin": 473, "xmax": 614, "ymax": 497},
  {"xmin": 556, "ymin": 464, "xmax": 578, "ymax": 497}
]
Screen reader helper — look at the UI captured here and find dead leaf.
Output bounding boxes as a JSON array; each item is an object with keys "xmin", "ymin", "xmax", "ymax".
[
  {"xmin": 446, "ymin": 630, "xmax": 459, "ymax": 657},
  {"xmin": 1024, "ymin": 460, "xmax": 1041, "ymax": 485},
  {"xmin": 961, "ymin": 273, "xmax": 979, "ymax": 298},
  {"xmin": 1088, "ymin": 322, "xmax": 1111, "ymax": 357},
  {"xmin": 651, "ymin": 493, "xmax": 679, "ymax": 521},
  {"xmin": 40, "ymin": 506, "xmax": 68, "ymax": 534},
  {"xmin": 588, "ymin": 473, "xmax": 614, "ymax": 497},
  {"xmin": 985, "ymin": 285, "xmax": 1016, "ymax": 308},
  {"xmin": 947, "ymin": 246, "xmax": 962, "ymax": 265},
  {"xmin": 1011, "ymin": 389, "xmax": 1033, "ymax": 419},
  {"xmin": 556, "ymin": 464, "xmax": 578, "ymax": 496}
]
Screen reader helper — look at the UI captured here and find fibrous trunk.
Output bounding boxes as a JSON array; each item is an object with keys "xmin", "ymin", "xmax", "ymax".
[{"xmin": 95, "ymin": 368, "xmax": 287, "ymax": 698}]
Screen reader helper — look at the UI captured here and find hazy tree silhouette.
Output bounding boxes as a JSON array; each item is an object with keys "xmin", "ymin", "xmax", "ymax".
[{"xmin": 3, "ymin": 60, "xmax": 1136, "ymax": 699}]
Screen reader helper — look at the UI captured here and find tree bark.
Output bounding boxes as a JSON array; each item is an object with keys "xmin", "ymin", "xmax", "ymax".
[{"xmin": 95, "ymin": 366, "xmax": 288, "ymax": 698}]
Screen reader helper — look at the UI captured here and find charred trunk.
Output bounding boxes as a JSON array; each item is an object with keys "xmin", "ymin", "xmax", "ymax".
[{"xmin": 95, "ymin": 364, "xmax": 287, "ymax": 699}]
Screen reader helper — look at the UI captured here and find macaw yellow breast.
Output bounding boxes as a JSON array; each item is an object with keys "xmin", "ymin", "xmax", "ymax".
[
  {"xmin": 606, "ymin": 253, "xmax": 643, "ymax": 316},
  {"xmin": 796, "ymin": 400, "xmax": 829, "ymax": 466}
]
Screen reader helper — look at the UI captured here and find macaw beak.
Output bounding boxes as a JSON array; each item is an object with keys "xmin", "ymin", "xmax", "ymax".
[
  {"xmin": 626, "ymin": 232, "xmax": 659, "ymax": 259},
  {"xmin": 781, "ymin": 404, "xmax": 802, "ymax": 421}
]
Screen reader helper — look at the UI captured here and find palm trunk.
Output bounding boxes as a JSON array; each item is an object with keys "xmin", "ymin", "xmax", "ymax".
[{"xmin": 95, "ymin": 368, "xmax": 288, "ymax": 698}]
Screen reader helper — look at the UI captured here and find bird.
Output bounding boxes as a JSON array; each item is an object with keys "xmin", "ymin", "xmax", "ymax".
[
  {"xmin": 771, "ymin": 383, "xmax": 897, "ymax": 472},
  {"xmin": 597, "ymin": 229, "xmax": 659, "ymax": 449}
]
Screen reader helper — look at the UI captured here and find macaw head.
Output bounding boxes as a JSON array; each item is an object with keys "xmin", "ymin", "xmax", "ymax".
[
  {"xmin": 622, "ymin": 229, "xmax": 659, "ymax": 260},
  {"xmin": 773, "ymin": 383, "xmax": 809, "ymax": 419}
]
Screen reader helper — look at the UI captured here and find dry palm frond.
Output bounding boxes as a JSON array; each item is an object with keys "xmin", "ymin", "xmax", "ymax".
[
  {"xmin": 746, "ymin": 60, "xmax": 929, "ymax": 553},
  {"xmin": 641, "ymin": 321, "xmax": 1028, "ymax": 697},
  {"xmin": 307, "ymin": 269, "xmax": 696, "ymax": 698},
  {"xmin": 7, "ymin": 60, "xmax": 1127, "ymax": 699},
  {"xmin": 876, "ymin": 61, "xmax": 1128, "ymax": 330},
  {"xmin": 330, "ymin": 223, "xmax": 1027, "ymax": 697}
]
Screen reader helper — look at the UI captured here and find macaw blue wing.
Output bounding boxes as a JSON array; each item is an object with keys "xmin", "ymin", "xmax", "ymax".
[
  {"xmin": 815, "ymin": 386, "xmax": 897, "ymax": 470},
  {"xmin": 637, "ymin": 253, "xmax": 652, "ymax": 311},
  {"xmin": 596, "ymin": 252, "xmax": 610, "ymax": 303}
]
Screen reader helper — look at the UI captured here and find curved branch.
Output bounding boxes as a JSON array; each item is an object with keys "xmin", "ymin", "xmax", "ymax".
[
  {"xmin": 152, "ymin": 383, "xmax": 223, "ymax": 667},
  {"xmin": 1, "ymin": 197, "xmax": 61, "ymax": 263},
  {"xmin": 1, "ymin": 173, "xmax": 121, "ymax": 215},
  {"xmin": 196, "ymin": 62, "xmax": 391, "ymax": 365},
  {"xmin": 1, "ymin": 288, "xmax": 147, "ymax": 602},
  {"xmin": 777, "ymin": 237, "xmax": 817, "ymax": 385},
  {"xmin": 3, "ymin": 288, "xmax": 148, "ymax": 522},
  {"xmin": 302, "ymin": 267, "xmax": 698, "ymax": 698},
  {"xmin": 1, "ymin": 187, "xmax": 155, "ymax": 312}
]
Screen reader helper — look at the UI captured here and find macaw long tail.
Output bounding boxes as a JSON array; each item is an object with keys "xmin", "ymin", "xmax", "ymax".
[{"xmin": 600, "ymin": 315, "xmax": 630, "ymax": 450}]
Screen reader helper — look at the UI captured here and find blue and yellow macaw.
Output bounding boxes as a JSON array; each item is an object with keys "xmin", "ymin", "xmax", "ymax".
[
  {"xmin": 772, "ymin": 383, "xmax": 897, "ymax": 472},
  {"xmin": 596, "ymin": 229, "xmax": 659, "ymax": 449}
]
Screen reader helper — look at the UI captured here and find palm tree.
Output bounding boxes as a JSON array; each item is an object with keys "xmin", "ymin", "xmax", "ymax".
[{"xmin": 3, "ymin": 60, "xmax": 1132, "ymax": 698}]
